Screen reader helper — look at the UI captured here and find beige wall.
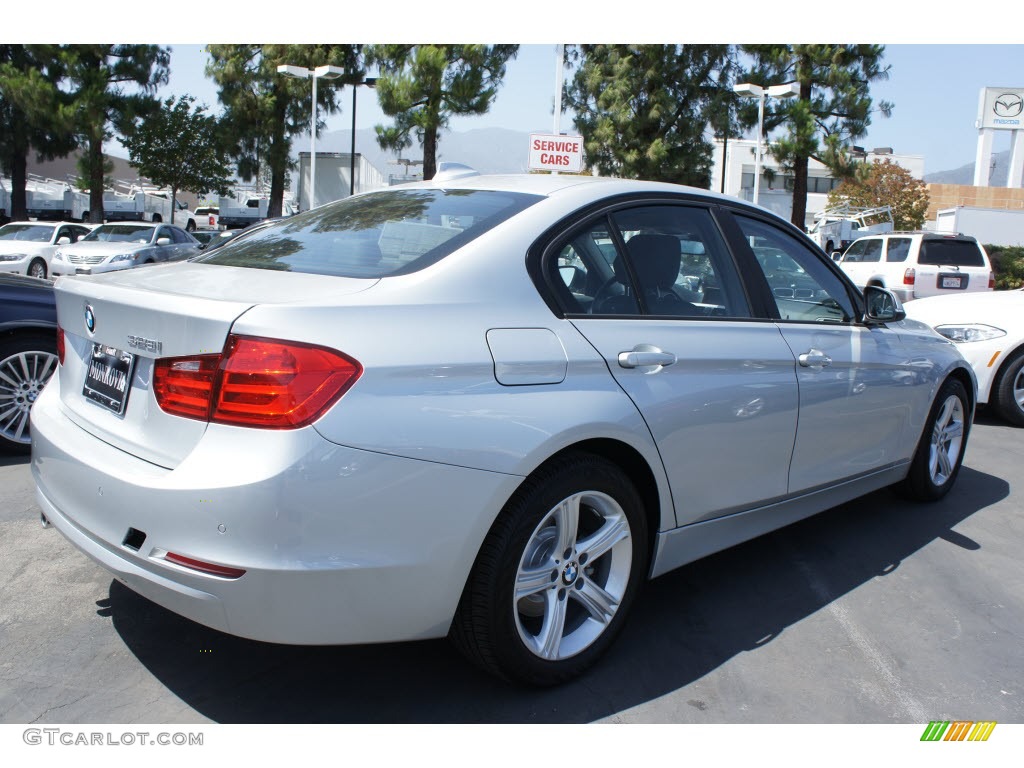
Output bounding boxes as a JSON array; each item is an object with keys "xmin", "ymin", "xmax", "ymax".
[{"xmin": 927, "ymin": 183, "xmax": 1024, "ymax": 219}]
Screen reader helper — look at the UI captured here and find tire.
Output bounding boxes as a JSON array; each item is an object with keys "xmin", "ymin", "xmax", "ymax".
[
  {"xmin": 450, "ymin": 452, "xmax": 649, "ymax": 685},
  {"xmin": 0, "ymin": 333, "xmax": 59, "ymax": 454},
  {"xmin": 898, "ymin": 377, "xmax": 971, "ymax": 501},
  {"xmin": 152, "ymin": 214, "xmax": 162, "ymax": 223},
  {"xmin": 81, "ymin": 212, "xmax": 89, "ymax": 224},
  {"xmin": 27, "ymin": 258, "xmax": 47, "ymax": 280},
  {"xmin": 991, "ymin": 349, "xmax": 1024, "ymax": 426},
  {"xmin": 186, "ymin": 220, "xmax": 196, "ymax": 232}
]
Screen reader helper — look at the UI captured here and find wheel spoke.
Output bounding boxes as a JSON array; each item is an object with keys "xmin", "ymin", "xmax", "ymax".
[
  {"xmin": 570, "ymin": 579, "xmax": 618, "ymax": 624},
  {"xmin": 943, "ymin": 420, "xmax": 964, "ymax": 441},
  {"xmin": 937, "ymin": 445, "xmax": 953, "ymax": 479},
  {"xmin": 553, "ymin": 495, "xmax": 581, "ymax": 557},
  {"xmin": 536, "ymin": 591, "xmax": 568, "ymax": 660},
  {"xmin": 516, "ymin": 565, "xmax": 554, "ymax": 600},
  {"xmin": 577, "ymin": 515, "xmax": 630, "ymax": 563}
]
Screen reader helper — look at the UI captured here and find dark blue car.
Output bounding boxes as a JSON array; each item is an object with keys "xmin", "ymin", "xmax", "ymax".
[{"xmin": 0, "ymin": 274, "xmax": 57, "ymax": 453}]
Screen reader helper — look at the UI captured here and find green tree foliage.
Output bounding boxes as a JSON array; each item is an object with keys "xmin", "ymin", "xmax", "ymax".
[
  {"xmin": 206, "ymin": 45, "xmax": 362, "ymax": 217},
  {"xmin": 826, "ymin": 159, "xmax": 929, "ymax": 231},
  {"xmin": 367, "ymin": 45, "xmax": 519, "ymax": 181},
  {"xmin": 987, "ymin": 245, "xmax": 1024, "ymax": 290},
  {"xmin": 0, "ymin": 44, "xmax": 76, "ymax": 220},
  {"xmin": 564, "ymin": 45, "xmax": 737, "ymax": 187},
  {"xmin": 121, "ymin": 95, "xmax": 233, "ymax": 221},
  {"xmin": 741, "ymin": 45, "xmax": 892, "ymax": 228},
  {"xmin": 59, "ymin": 44, "xmax": 170, "ymax": 223}
]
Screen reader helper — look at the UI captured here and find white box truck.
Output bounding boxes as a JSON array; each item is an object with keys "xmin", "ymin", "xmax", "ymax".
[
  {"xmin": 295, "ymin": 152, "xmax": 387, "ymax": 212},
  {"xmin": 934, "ymin": 206, "xmax": 1024, "ymax": 247}
]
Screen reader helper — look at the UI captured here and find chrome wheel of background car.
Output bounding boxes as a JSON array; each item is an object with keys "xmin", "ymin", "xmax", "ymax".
[
  {"xmin": 992, "ymin": 351, "xmax": 1024, "ymax": 427},
  {"xmin": 514, "ymin": 490, "xmax": 632, "ymax": 661},
  {"xmin": 928, "ymin": 395, "xmax": 965, "ymax": 486},
  {"xmin": 0, "ymin": 341, "xmax": 58, "ymax": 452},
  {"xmin": 28, "ymin": 259, "xmax": 47, "ymax": 280}
]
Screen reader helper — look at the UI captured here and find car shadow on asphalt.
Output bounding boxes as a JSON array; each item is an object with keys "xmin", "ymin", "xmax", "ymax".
[
  {"xmin": 102, "ymin": 465, "xmax": 1008, "ymax": 724},
  {"xmin": 0, "ymin": 453, "xmax": 30, "ymax": 468}
]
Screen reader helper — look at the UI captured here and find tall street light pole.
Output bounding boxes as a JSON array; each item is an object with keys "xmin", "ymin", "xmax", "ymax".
[
  {"xmin": 732, "ymin": 82, "xmax": 800, "ymax": 206},
  {"xmin": 350, "ymin": 78, "xmax": 377, "ymax": 197},
  {"xmin": 278, "ymin": 64, "xmax": 345, "ymax": 211}
]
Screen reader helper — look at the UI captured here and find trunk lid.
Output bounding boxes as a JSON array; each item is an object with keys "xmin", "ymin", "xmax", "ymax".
[{"xmin": 52, "ymin": 262, "xmax": 377, "ymax": 467}]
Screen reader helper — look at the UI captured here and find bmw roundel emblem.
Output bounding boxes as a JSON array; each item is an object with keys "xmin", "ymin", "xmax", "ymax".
[
  {"xmin": 562, "ymin": 562, "xmax": 579, "ymax": 585},
  {"xmin": 84, "ymin": 304, "xmax": 96, "ymax": 333}
]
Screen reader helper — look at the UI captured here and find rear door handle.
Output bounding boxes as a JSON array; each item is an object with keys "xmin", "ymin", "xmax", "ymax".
[
  {"xmin": 798, "ymin": 349, "xmax": 833, "ymax": 368},
  {"xmin": 618, "ymin": 345, "xmax": 677, "ymax": 369}
]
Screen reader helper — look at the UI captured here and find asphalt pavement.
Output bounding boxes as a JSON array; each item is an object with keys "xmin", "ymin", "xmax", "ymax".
[{"xmin": 1, "ymin": 413, "xmax": 1021, "ymax": 724}]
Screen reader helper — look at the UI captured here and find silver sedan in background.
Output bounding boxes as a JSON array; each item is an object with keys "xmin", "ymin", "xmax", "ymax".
[
  {"xmin": 50, "ymin": 221, "xmax": 200, "ymax": 277},
  {"xmin": 32, "ymin": 171, "xmax": 975, "ymax": 685}
]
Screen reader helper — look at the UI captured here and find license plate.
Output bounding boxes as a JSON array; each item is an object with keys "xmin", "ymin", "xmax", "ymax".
[
  {"xmin": 940, "ymin": 275, "xmax": 964, "ymax": 289},
  {"xmin": 83, "ymin": 344, "xmax": 136, "ymax": 415}
]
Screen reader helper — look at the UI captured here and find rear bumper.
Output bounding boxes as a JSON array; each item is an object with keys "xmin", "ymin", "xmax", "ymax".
[{"xmin": 31, "ymin": 382, "xmax": 521, "ymax": 645}]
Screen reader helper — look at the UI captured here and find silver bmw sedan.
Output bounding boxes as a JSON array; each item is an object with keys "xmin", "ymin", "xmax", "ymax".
[{"xmin": 31, "ymin": 171, "xmax": 975, "ymax": 685}]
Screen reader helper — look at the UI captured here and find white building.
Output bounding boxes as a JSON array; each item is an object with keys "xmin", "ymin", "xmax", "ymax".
[{"xmin": 708, "ymin": 138, "xmax": 925, "ymax": 229}]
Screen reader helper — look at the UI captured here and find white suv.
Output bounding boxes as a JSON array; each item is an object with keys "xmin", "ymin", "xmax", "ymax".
[{"xmin": 839, "ymin": 232, "xmax": 994, "ymax": 302}]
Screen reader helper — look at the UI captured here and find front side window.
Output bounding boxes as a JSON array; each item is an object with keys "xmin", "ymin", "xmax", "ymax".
[
  {"xmin": 198, "ymin": 188, "xmax": 541, "ymax": 278},
  {"xmin": 734, "ymin": 214, "xmax": 856, "ymax": 324}
]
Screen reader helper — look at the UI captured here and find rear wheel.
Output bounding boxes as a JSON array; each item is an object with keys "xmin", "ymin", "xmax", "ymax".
[
  {"xmin": 991, "ymin": 350, "xmax": 1024, "ymax": 426},
  {"xmin": 450, "ymin": 452, "xmax": 648, "ymax": 685},
  {"xmin": 0, "ymin": 334, "xmax": 58, "ymax": 454},
  {"xmin": 899, "ymin": 378, "xmax": 970, "ymax": 501},
  {"xmin": 186, "ymin": 220, "xmax": 196, "ymax": 232}
]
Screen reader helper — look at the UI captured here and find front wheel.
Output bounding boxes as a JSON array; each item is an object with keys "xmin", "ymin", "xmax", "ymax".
[
  {"xmin": 450, "ymin": 452, "xmax": 648, "ymax": 685},
  {"xmin": 899, "ymin": 378, "xmax": 971, "ymax": 501},
  {"xmin": 991, "ymin": 350, "xmax": 1024, "ymax": 426},
  {"xmin": 28, "ymin": 258, "xmax": 47, "ymax": 279}
]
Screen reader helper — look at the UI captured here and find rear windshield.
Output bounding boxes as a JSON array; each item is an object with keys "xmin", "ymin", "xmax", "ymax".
[
  {"xmin": 195, "ymin": 188, "xmax": 542, "ymax": 277},
  {"xmin": 918, "ymin": 240, "xmax": 985, "ymax": 267}
]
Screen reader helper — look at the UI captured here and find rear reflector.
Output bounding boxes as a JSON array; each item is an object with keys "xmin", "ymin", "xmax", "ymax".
[
  {"xmin": 153, "ymin": 335, "xmax": 362, "ymax": 429},
  {"xmin": 56, "ymin": 326, "xmax": 65, "ymax": 365},
  {"xmin": 164, "ymin": 552, "xmax": 246, "ymax": 579},
  {"xmin": 989, "ymin": 272, "xmax": 995, "ymax": 289}
]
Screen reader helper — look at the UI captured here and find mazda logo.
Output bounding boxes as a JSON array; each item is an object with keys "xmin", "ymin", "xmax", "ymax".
[
  {"xmin": 993, "ymin": 93, "xmax": 1023, "ymax": 118},
  {"xmin": 84, "ymin": 304, "xmax": 95, "ymax": 333}
]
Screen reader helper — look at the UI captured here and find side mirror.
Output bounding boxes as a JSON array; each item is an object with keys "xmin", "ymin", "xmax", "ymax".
[
  {"xmin": 56, "ymin": 236, "xmax": 71, "ymax": 245},
  {"xmin": 863, "ymin": 285, "xmax": 906, "ymax": 324},
  {"xmin": 831, "ymin": 251, "xmax": 843, "ymax": 262},
  {"xmin": 156, "ymin": 237, "xmax": 171, "ymax": 246}
]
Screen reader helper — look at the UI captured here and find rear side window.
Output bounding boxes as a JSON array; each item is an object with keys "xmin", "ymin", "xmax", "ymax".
[
  {"xmin": 918, "ymin": 240, "xmax": 985, "ymax": 267},
  {"xmin": 885, "ymin": 237, "xmax": 912, "ymax": 262},
  {"xmin": 197, "ymin": 188, "xmax": 541, "ymax": 277},
  {"xmin": 842, "ymin": 239, "xmax": 882, "ymax": 262}
]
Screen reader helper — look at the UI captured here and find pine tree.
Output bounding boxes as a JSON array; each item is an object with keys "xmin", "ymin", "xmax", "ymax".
[
  {"xmin": 206, "ymin": 44, "xmax": 362, "ymax": 218},
  {"xmin": 367, "ymin": 45, "xmax": 519, "ymax": 181},
  {"xmin": 564, "ymin": 45, "xmax": 737, "ymax": 187},
  {"xmin": 741, "ymin": 44, "xmax": 892, "ymax": 228}
]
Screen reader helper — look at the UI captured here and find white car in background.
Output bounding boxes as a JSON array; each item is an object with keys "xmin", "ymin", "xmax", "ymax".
[
  {"xmin": 51, "ymin": 222, "xmax": 201, "ymax": 277},
  {"xmin": 0, "ymin": 221, "xmax": 93, "ymax": 280},
  {"xmin": 904, "ymin": 288, "xmax": 1024, "ymax": 425},
  {"xmin": 193, "ymin": 206, "xmax": 220, "ymax": 231}
]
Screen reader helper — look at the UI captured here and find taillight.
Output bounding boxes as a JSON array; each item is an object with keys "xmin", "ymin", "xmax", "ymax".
[
  {"xmin": 56, "ymin": 326, "xmax": 65, "ymax": 365},
  {"xmin": 989, "ymin": 271, "xmax": 995, "ymax": 289},
  {"xmin": 209, "ymin": 215, "xmax": 216, "ymax": 226},
  {"xmin": 903, "ymin": 268, "xmax": 915, "ymax": 285},
  {"xmin": 153, "ymin": 354, "xmax": 220, "ymax": 420},
  {"xmin": 152, "ymin": 335, "xmax": 362, "ymax": 429}
]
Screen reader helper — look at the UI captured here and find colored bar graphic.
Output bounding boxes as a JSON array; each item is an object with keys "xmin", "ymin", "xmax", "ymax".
[
  {"xmin": 920, "ymin": 720, "xmax": 996, "ymax": 742},
  {"xmin": 921, "ymin": 722, "xmax": 949, "ymax": 741}
]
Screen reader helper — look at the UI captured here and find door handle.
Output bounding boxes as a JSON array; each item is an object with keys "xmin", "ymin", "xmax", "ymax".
[
  {"xmin": 618, "ymin": 345, "xmax": 677, "ymax": 369},
  {"xmin": 798, "ymin": 349, "xmax": 832, "ymax": 368}
]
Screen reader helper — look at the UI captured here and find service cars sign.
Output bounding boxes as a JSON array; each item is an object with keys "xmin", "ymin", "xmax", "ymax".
[{"xmin": 529, "ymin": 134, "xmax": 584, "ymax": 173}]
